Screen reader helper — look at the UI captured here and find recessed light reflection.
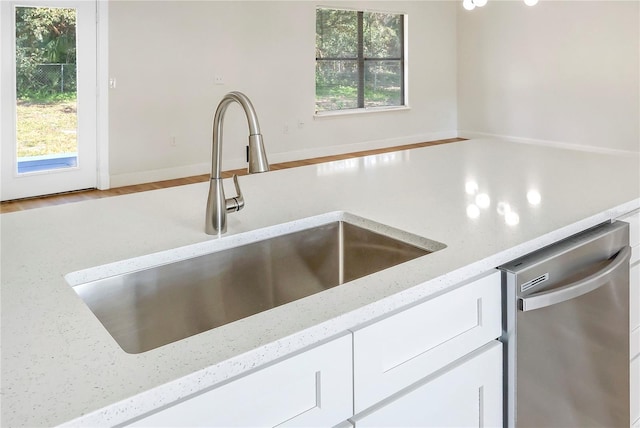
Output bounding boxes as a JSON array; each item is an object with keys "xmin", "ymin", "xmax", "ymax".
[
  {"xmin": 467, "ymin": 204, "xmax": 481, "ymax": 219},
  {"xmin": 496, "ymin": 201, "xmax": 519, "ymax": 226},
  {"xmin": 363, "ymin": 152, "xmax": 401, "ymax": 169},
  {"xmin": 465, "ymin": 181, "xmax": 479, "ymax": 195},
  {"xmin": 465, "ymin": 184, "xmax": 529, "ymax": 225},
  {"xmin": 505, "ymin": 211, "xmax": 520, "ymax": 226},
  {"xmin": 527, "ymin": 190, "xmax": 542, "ymax": 205},
  {"xmin": 475, "ymin": 193, "xmax": 490, "ymax": 209},
  {"xmin": 497, "ymin": 202, "xmax": 511, "ymax": 216},
  {"xmin": 316, "ymin": 158, "xmax": 359, "ymax": 176}
]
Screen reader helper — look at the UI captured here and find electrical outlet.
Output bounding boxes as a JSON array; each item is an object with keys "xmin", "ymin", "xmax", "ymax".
[
  {"xmin": 109, "ymin": 78, "xmax": 116, "ymax": 89},
  {"xmin": 170, "ymin": 136, "xmax": 177, "ymax": 147},
  {"xmin": 214, "ymin": 75, "xmax": 224, "ymax": 85}
]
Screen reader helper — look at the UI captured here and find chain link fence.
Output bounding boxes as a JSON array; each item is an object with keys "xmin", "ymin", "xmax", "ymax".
[{"xmin": 17, "ymin": 63, "xmax": 76, "ymax": 96}]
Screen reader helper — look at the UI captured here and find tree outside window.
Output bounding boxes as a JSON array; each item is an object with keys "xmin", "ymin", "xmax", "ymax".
[
  {"xmin": 16, "ymin": 7, "xmax": 77, "ymax": 97},
  {"xmin": 316, "ymin": 8, "xmax": 405, "ymax": 113}
]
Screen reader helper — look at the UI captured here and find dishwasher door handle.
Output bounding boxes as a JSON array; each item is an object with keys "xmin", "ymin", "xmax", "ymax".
[{"xmin": 519, "ymin": 245, "xmax": 631, "ymax": 312}]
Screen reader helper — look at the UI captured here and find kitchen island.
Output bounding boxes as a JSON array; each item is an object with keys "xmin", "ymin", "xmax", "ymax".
[{"xmin": 1, "ymin": 138, "xmax": 638, "ymax": 427}]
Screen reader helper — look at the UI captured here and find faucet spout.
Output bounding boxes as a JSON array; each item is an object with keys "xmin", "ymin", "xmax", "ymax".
[{"xmin": 206, "ymin": 92, "xmax": 270, "ymax": 235}]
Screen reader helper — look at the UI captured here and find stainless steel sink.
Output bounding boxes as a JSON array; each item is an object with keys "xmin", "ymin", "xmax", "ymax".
[{"xmin": 72, "ymin": 218, "xmax": 445, "ymax": 353}]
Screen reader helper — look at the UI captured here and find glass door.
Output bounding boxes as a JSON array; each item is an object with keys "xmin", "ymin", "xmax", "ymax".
[{"xmin": 1, "ymin": 0, "xmax": 96, "ymax": 201}]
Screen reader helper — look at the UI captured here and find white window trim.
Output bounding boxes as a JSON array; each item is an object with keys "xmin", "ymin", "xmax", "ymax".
[{"xmin": 313, "ymin": 105, "xmax": 411, "ymax": 119}]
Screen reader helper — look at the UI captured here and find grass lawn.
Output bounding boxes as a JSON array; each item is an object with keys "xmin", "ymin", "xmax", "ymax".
[
  {"xmin": 316, "ymin": 85, "xmax": 401, "ymax": 111},
  {"xmin": 16, "ymin": 98, "xmax": 77, "ymax": 158}
]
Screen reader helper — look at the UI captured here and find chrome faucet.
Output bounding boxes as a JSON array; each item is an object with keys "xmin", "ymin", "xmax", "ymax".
[{"xmin": 205, "ymin": 91, "xmax": 270, "ymax": 235}]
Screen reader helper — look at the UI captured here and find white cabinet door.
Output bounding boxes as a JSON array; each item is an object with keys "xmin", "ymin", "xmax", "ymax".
[
  {"xmin": 352, "ymin": 271, "xmax": 501, "ymax": 412},
  {"xmin": 632, "ymin": 349, "xmax": 639, "ymax": 427},
  {"xmin": 127, "ymin": 333, "xmax": 352, "ymax": 427},
  {"xmin": 351, "ymin": 341, "xmax": 502, "ymax": 427}
]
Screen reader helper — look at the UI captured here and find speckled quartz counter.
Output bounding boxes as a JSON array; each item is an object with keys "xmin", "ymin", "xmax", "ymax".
[{"xmin": 2, "ymin": 139, "xmax": 639, "ymax": 427}]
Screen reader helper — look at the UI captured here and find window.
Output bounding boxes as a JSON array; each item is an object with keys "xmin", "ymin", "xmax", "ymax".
[{"xmin": 315, "ymin": 8, "xmax": 405, "ymax": 113}]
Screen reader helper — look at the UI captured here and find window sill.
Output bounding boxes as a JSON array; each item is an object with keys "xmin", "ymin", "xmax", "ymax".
[{"xmin": 314, "ymin": 105, "xmax": 411, "ymax": 119}]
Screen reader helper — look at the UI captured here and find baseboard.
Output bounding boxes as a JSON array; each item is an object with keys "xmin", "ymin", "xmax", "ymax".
[
  {"xmin": 109, "ymin": 163, "xmax": 211, "ymax": 188},
  {"xmin": 458, "ymin": 130, "xmax": 640, "ymax": 156},
  {"xmin": 266, "ymin": 131, "xmax": 458, "ymax": 164},
  {"xmin": 108, "ymin": 131, "xmax": 458, "ymax": 188}
]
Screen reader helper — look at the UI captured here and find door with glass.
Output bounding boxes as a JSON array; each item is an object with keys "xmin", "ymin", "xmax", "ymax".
[{"xmin": 1, "ymin": 0, "xmax": 96, "ymax": 201}]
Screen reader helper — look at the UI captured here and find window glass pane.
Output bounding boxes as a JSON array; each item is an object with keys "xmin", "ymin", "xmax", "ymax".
[
  {"xmin": 364, "ymin": 60, "xmax": 402, "ymax": 108},
  {"xmin": 316, "ymin": 8, "xmax": 357, "ymax": 59},
  {"xmin": 316, "ymin": 60, "xmax": 358, "ymax": 111},
  {"xmin": 364, "ymin": 12, "xmax": 402, "ymax": 59},
  {"xmin": 15, "ymin": 6, "xmax": 78, "ymax": 173}
]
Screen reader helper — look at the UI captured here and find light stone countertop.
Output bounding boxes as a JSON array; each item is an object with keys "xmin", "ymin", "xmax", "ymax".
[{"xmin": 1, "ymin": 139, "xmax": 638, "ymax": 427}]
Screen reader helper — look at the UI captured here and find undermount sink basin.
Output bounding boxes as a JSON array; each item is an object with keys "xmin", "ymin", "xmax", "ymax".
[{"xmin": 70, "ymin": 213, "xmax": 445, "ymax": 353}]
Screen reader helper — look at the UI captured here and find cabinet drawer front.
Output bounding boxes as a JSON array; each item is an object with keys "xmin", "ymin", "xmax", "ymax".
[
  {"xmin": 633, "ymin": 353, "xmax": 639, "ymax": 426},
  {"xmin": 127, "ymin": 334, "xmax": 352, "ymax": 427},
  {"xmin": 352, "ymin": 341, "xmax": 503, "ymax": 427},
  {"xmin": 352, "ymin": 271, "xmax": 501, "ymax": 412}
]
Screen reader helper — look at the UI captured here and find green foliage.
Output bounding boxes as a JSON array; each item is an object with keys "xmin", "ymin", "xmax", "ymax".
[
  {"xmin": 18, "ymin": 90, "xmax": 76, "ymax": 104},
  {"xmin": 364, "ymin": 13, "xmax": 402, "ymax": 59},
  {"xmin": 316, "ymin": 9, "xmax": 402, "ymax": 60},
  {"xmin": 16, "ymin": 7, "xmax": 77, "ymax": 63},
  {"xmin": 15, "ymin": 6, "xmax": 77, "ymax": 97},
  {"xmin": 316, "ymin": 9, "xmax": 358, "ymax": 59}
]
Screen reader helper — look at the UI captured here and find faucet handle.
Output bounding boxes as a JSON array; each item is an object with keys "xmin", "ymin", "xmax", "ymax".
[{"xmin": 225, "ymin": 174, "xmax": 245, "ymax": 213}]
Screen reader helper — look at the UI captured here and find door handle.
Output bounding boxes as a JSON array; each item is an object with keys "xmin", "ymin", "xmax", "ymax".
[{"xmin": 519, "ymin": 246, "xmax": 631, "ymax": 312}]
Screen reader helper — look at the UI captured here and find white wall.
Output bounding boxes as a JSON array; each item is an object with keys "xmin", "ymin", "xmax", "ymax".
[
  {"xmin": 457, "ymin": 1, "xmax": 639, "ymax": 153},
  {"xmin": 108, "ymin": 1, "xmax": 458, "ymax": 186}
]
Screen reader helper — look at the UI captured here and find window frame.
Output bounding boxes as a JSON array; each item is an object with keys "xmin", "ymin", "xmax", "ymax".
[{"xmin": 315, "ymin": 7, "xmax": 407, "ymax": 114}]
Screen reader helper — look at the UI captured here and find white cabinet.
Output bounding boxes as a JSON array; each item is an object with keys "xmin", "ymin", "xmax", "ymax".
[
  {"xmin": 124, "ymin": 272, "xmax": 503, "ymax": 428},
  {"xmin": 351, "ymin": 271, "xmax": 502, "ymax": 412},
  {"xmin": 127, "ymin": 333, "xmax": 352, "ymax": 427},
  {"xmin": 633, "ymin": 348, "xmax": 639, "ymax": 428},
  {"xmin": 350, "ymin": 341, "xmax": 502, "ymax": 427},
  {"xmin": 619, "ymin": 210, "xmax": 640, "ymax": 427}
]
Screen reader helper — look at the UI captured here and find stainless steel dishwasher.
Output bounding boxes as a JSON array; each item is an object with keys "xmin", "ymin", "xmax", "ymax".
[{"xmin": 499, "ymin": 221, "xmax": 631, "ymax": 428}]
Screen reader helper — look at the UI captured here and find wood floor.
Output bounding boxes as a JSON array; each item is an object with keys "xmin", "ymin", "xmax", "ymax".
[{"xmin": 0, "ymin": 138, "xmax": 464, "ymax": 214}]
